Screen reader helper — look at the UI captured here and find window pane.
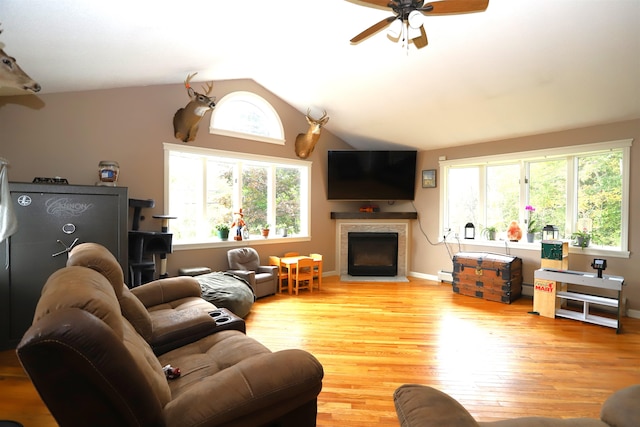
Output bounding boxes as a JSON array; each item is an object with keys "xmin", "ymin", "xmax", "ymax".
[
  {"xmin": 447, "ymin": 167, "xmax": 479, "ymax": 235},
  {"xmin": 206, "ymin": 159, "xmax": 234, "ymax": 237},
  {"xmin": 168, "ymin": 152, "xmax": 203, "ymax": 241},
  {"xmin": 529, "ymin": 159, "xmax": 567, "ymax": 238},
  {"xmin": 276, "ymin": 167, "xmax": 301, "ymax": 234},
  {"xmin": 241, "ymin": 165, "xmax": 268, "ymax": 233},
  {"xmin": 486, "ymin": 164, "xmax": 519, "ymax": 233},
  {"xmin": 577, "ymin": 151, "xmax": 622, "ymax": 247}
]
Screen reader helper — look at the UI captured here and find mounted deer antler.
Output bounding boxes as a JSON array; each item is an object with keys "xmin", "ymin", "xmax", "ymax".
[
  {"xmin": 295, "ymin": 108, "xmax": 330, "ymax": 159},
  {"xmin": 173, "ymin": 72, "xmax": 216, "ymax": 142},
  {"xmin": 0, "ymin": 27, "xmax": 41, "ymax": 93}
]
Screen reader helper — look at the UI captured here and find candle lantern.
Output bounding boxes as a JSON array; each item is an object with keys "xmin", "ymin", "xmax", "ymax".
[
  {"xmin": 464, "ymin": 223, "xmax": 475, "ymax": 239},
  {"xmin": 542, "ymin": 224, "xmax": 559, "ymax": 241}
]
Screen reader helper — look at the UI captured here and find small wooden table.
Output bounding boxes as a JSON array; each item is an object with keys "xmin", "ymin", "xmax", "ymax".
[{"xmin": 280, "ymin": 255, "xmax": 322, "ymax": 294}]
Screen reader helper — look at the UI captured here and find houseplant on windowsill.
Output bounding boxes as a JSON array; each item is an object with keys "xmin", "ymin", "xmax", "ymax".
[
  {"xmin": 480, "ymin": 225, "xmax": 498, "ymax": 241},
  {"xmin": 261, "ymin": 224, "xmax": 270, "ymax": 238},
  {"xmin": 525, "ymin": 205, "xmax": 540, "ymax": 242},
  {"xmin": 572, "ymin": 229, "xmax": 592, "ymax": 249},
  {"xmin": 215, "ymin": 223, "xmax": 230, "ymax": 241}
]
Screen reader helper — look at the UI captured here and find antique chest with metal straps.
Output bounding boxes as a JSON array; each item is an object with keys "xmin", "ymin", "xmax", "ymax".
[{"xmin": 452, "ymin": 252, "xmax": 523, "ymax": 304}]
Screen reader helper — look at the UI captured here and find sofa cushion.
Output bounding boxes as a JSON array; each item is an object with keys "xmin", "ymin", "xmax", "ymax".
[
  {"xmin": 118, "ymin": 286, "xmax": 153, "ymax": 340},
  {"xmin": 600, "ymin": 384, "xmax": 640, "ymax": 427},
  {"xmin": 478, "ymin": 418, "xmax": 607, "ymax": 427},
  {"xmin": 66, "ymin": 242, "xmax": 125, "ymax": 295},
  {"xmin": 35, "ymin": 267, "xmax": 125, "ymax": 338},
  {"xmin": 394, "ymin": 384, "xmax": 479, "ymax": 427},
  {"xmin": 158, "ymin": 332, "xmax": 324, "ymax": 426}
]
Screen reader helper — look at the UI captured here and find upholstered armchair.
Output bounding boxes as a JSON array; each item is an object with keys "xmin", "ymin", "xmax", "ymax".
[{"xmin": 227, "ymin": 247, "xmax": 278, "ymax": 298}]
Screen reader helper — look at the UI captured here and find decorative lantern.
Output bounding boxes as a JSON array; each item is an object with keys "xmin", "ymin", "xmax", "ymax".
[
  {"xmin": 464, "ymin": 223, "xmax": 475, "ymax": 239},
  {"xmin": 542, "ymin": 224, "xmax": 559, "ymax": 241}
]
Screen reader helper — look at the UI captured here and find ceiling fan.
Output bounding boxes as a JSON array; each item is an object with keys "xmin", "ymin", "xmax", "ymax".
[{"xmin": 350, "ymin": 0, "xmax": 489, "ymax": 49}]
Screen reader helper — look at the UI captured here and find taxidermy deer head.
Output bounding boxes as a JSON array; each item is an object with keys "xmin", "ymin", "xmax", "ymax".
[
  {"xmin": 173, "ymin": 72, "xmax": 216, "ymax": 142},
  {"xmin": 295, "ymin": 109, "xmax": 329, "ymax": 159},
  {"xmin": 0, "ymin": 28, "xmax": 41, "ymax": 93}
]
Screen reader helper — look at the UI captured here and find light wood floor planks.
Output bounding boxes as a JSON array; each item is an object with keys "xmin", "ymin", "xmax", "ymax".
[{"xmin": 1, "ymin": 276, "xmax": 639, "ymax": 426}]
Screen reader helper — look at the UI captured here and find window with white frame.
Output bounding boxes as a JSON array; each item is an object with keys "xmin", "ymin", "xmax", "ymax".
[
  {"xmin": 209, "ymin": 91, "xmax": 285, "ymax": 145},
  {"xmin": 164, "ymin": 143, "xmax": 310, "ymax": 247},
  {"xmin": 440, "ymin": 139, "xmax": 631, "ymax": 255}
]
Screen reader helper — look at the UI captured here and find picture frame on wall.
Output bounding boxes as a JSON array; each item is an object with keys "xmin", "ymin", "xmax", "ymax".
[{"xmin": 422, "ymin": 169, "xmax": 436, "ymax": 188}]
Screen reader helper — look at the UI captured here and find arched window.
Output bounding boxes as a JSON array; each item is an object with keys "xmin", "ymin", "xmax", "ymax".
[{"xmin": 209, "ymin": 91, "xmax": 285, "ymax": 145}]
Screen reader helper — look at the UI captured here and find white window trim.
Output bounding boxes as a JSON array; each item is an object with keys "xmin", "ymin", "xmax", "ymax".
[
  {"xmin": 163, "ymin": 142, "xmax": 311, "ymax": 250},
  {"xmin": 438, "ymin": 139, "xmax": 632, "ymax": 258},
  {"xmin": 209, "ymin": 91, "xmax": 286, "ymax": 145}
]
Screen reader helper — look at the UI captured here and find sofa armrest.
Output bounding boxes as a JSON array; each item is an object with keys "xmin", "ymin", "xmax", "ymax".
[
  {"xmin": 394, "ymin": 384, "xmax": 479, "ymax": 427},
  {"xmin": 131, "ymin": 276, "xmax": 202, "ymax": 308},
  {"xmin": 163, "ymin": 349, "xmax": 323, "ymax": 427},
  {"xmin": 227, "ymin": 270, "xmax": 256, "ymax": 286},
  {"xmin": 257, "ymin": 265, "xmax": 277, "ymax": 276},
  {"xmin": 600, "ymin": 384, "xmax": 640, "ymax": 427},
  {"xmin": 150, "ymin": 308, "xmax": 218, "ymax": 355}
]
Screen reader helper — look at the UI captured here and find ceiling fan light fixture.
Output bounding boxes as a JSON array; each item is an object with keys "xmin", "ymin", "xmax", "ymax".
[
  {"xmin": 387, "ymin": 18, "xmax": 403, "ymax": 39},
  {"xmin": 407, "ymin": 22, "xmax": 423, "ymax": 40},
  {"xmin": 408, "ymin": 10, "xmax": 424, "ymax": 29}
]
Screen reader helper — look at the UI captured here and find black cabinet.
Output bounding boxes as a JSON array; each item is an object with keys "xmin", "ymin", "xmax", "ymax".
[{"xmin": 0, "ymin": 183, "xmax": 127, "ymax": 349}]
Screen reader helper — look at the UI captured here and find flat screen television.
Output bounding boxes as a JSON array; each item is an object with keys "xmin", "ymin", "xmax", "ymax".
[{"xmin": 327, "ymin": 150, "xmax": 417, "ymax": 201}]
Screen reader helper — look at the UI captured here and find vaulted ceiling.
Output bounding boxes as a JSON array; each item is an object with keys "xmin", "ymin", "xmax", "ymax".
[{"xmin": 2, "ymin": 0, "xmax": 639, "ymax": 150}]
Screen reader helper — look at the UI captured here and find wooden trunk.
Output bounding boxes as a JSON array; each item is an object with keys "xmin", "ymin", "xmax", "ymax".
[{"xmin": 452, "ymin": 252, "xmax": 523, "ymax": 304}]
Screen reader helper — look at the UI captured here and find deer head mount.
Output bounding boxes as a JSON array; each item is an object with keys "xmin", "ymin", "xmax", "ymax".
[
  {"xmin": 173, "ymin": 72, "xmax": 216, "ymax": 142},
  {"xmin": 294, "ymin": 109, "xmax": 330, "ymax": 159},
  {"xmin": 0, "ymin": 27, "xmax": 41, "ymax": 93}
]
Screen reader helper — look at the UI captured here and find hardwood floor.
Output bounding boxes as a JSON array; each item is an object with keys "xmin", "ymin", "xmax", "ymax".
[{"xmin": 1, "ymin": 276, "xmax": 639, "ymax": 426}]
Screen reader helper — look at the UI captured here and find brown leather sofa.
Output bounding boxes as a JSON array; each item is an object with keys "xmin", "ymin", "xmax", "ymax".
[
  {"xmin": 17, "ymin": 243, "xmax": 324, "ymax": 427},
  {"xmin": 394, "ymin": 384, "xmax": 640, "ymax": 427}
]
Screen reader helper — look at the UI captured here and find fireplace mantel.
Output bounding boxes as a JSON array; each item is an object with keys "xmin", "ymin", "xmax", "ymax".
[{"xmin": 330, "ymin": 212, "xmax": 417, "ymax": 220}]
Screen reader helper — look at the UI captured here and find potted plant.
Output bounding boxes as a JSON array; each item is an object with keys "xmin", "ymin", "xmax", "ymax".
[
  {"xmin": 215, "ymin": 223, "xmax": 230, "ymax": 241},
  {"xmin": 525, "ymin": 205, "xmax": 540, "ymax": 242},
  {"xmin": 261, "ymin": 224, "xmax": 270, "ymax": 238},
  {"xmin": 572, "ymin": 229, "xmax": 591, "ymax": 249},
  {"xmin": 480, "ymin": 225, "xmax": 498, "ymax": 241}
]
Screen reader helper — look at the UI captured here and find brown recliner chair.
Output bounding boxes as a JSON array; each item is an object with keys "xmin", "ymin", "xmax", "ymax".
[
  {"xmin": 393, "ymin": 384, "xmax": 640, "ymax": 427},
  {"xmin": 227, "ymin": 247, "xmax": 278, "ymax": 298},
  {"xmin": 17, "ymin": 245, "xmax": 324, "ymax": 427}
]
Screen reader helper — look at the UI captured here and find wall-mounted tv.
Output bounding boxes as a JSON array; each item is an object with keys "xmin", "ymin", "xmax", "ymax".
[{"xmin": 327, "ymin": 150, "xmax": 417, "ymax": 201}]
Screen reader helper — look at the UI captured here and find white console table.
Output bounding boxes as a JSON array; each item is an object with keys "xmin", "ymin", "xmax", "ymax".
[{"xmin": 533, "ymin": 268, "xmax": 625, "ymax": 333}]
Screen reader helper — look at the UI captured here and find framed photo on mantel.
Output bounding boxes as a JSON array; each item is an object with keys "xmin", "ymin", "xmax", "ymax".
[{"xmin": 422, "ymin": 169, "xmax": 436, "ymax": 188}]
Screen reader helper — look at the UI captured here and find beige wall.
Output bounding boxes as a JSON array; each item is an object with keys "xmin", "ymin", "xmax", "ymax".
[
  {"xmin": 412, "ymin": 119, "xmax": 639, "ymax": 313},
  {"xmin": 1, "ymin": 83, "xmax": 638, "ymax": 313},
  {"xmin": 0, "ymin": 79, "xmax": 352, "ymax": 279}
]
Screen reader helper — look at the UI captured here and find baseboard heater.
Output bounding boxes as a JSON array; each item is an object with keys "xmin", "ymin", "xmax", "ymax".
[{"xmin": 438, "ymin": 270, "xmax": 453, "ymax": 283}]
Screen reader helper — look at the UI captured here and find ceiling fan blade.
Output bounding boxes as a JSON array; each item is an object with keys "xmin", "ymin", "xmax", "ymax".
[
  {"xmin": 421, "ymin": 0, "xmax": 489, "ymax": 15},
  {"xmin": 350, "ymin": 16, "xmax": 398, "ymax": 43},
  {"xmin": 412, "ymin": 26, "xmax": 428, "ymax": 49}
]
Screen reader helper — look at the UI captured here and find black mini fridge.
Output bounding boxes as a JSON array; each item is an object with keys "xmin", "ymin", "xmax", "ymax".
[{"xmin": 0, "ymin": 182, "xmax": 128, "ymax": 349}]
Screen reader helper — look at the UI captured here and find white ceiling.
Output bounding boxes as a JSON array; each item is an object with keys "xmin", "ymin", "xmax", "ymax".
[{"xmin": 2, "ymin": 0, "xmax": 639, "ymax": 151}]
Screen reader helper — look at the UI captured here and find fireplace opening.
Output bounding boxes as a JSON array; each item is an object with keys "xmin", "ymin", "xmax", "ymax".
[{"xmin": 348, "ymin": 232, "xmax": 398, "ymax": 276}]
